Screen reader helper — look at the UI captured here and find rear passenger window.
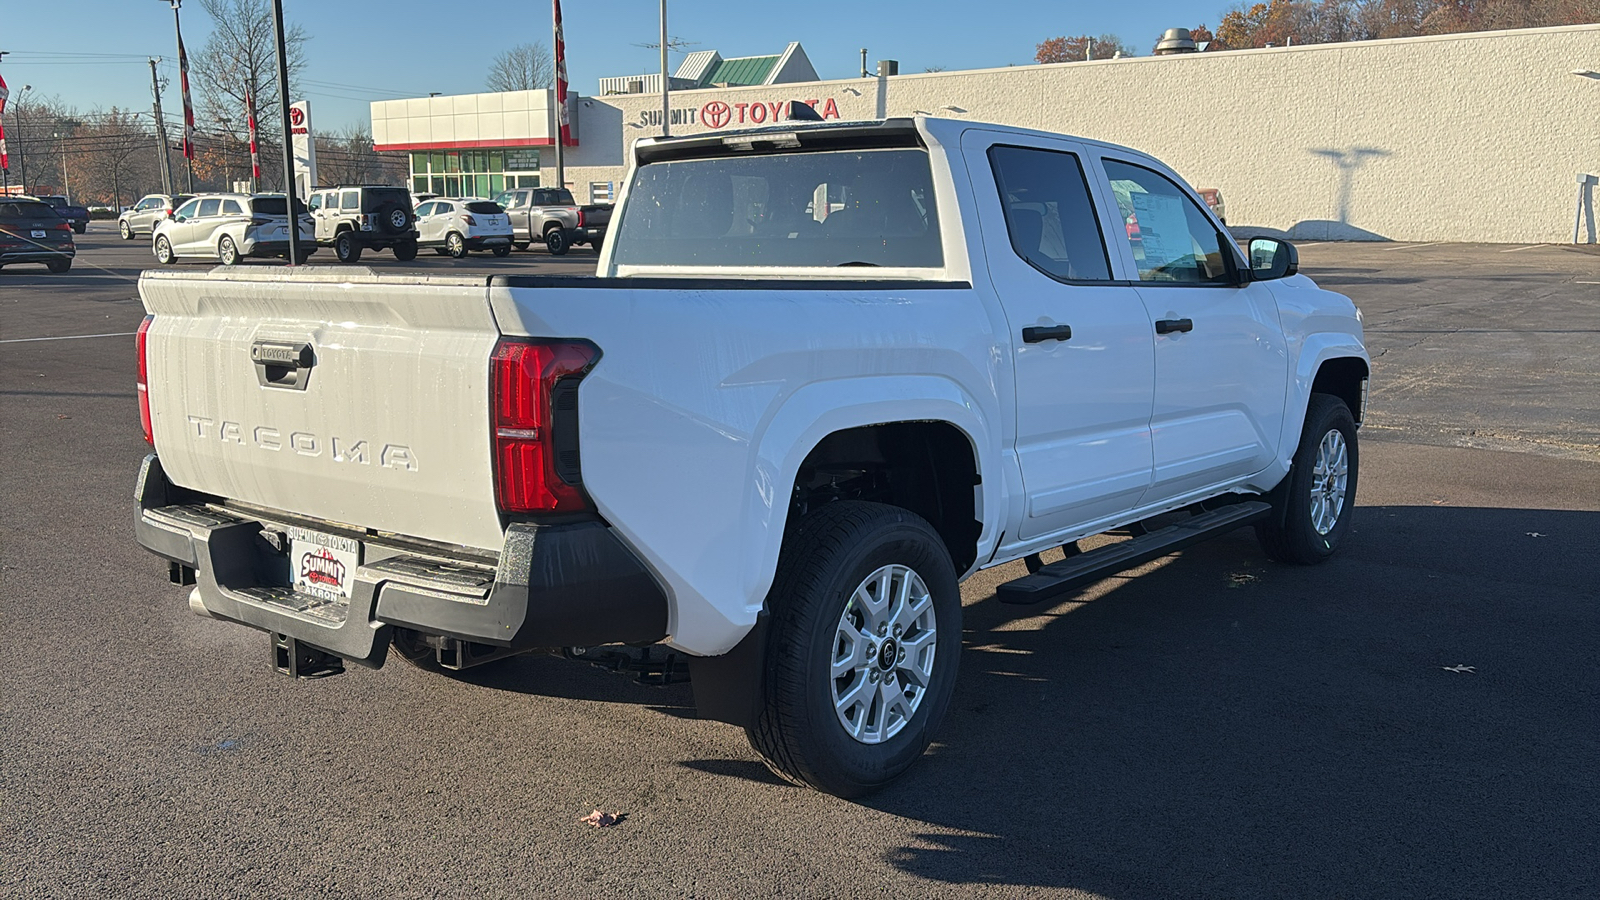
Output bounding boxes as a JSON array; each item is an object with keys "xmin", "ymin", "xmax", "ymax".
[
  {"xmin": 341, "ymin": 192, "xmax": 360, "ymax": 210},
  {"xmin": 197, "ymin": 198, "xmax": 221, "ymax": 217},
  {"xmin": 221, "ymin": 200, "xmax": 243, "ymax": 215},
  {"xmin": 987, "ymin": 145, "xmax": 1111, "ymax": 282}
]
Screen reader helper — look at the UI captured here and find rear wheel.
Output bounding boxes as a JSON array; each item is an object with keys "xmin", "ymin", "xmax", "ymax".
[
  {"xmin": 1257, "ymin": 393, "xmax": 1359, "ymax": 564},
  {"xmin": 218, "ymin": 234, "xmax": 240, "ymax": 266},
  {"xmin": 75, "ymin": 223, "xmax": 87, "ymax": 235},
  {"xmin": 491, "ymin": 244, "xmax": 511, "ymax": 257},
  {"xmin": 45, "ymin": 258, "xmax": 72, "ymax": 274},
  {"xmin": 154, "ymin": 235, "xmax": 175, "ymax": 265},
  {"xmin": 544, "ymin": 227, "xmax": 569, "ymax": 256},
  {"xmin": 747, "ymin": 501, "xmax": 961, "ymax": 798},
  {"xmin": 446, "ymin": 232, "xmax": 467, "ymax": 258},
  {"xmin": 334, "ymin": 231, "xmax": 361, "ymax": 263},
  {"xmin": 393, "ymin": 240, "xmax": 418, "ymax": 261},
  {"xmin": 513, "ymin": 241, "xmax": 530, "ymax": 251}
]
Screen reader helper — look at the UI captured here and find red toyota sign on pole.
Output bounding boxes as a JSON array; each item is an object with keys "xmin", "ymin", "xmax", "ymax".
[{"xmin": 246, "ymin": 88, "xmax": 260, "ymax": 188}]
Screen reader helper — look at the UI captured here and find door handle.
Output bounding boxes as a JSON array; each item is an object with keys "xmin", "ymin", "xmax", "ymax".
[
  {"xmin": 1155, "ymin": 318, "xmax": 1194, "ymax": 335},
  {"xmin": 1022, "ymin": 324, "xmax": 1073, "ymax": 343}
]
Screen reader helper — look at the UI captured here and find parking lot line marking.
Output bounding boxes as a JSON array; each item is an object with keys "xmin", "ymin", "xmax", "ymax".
[
  {"xmin": 1500, "ymin": 245, "xmax": 1543, "ymax": 252},
  {"xmin": 1383, "ymin": 242, "xmax": 1445, "ymax": 251},
  {"xmin": 1578, "ymin": 281, "xmax": 1600, "ymax": 285},
  {"xmin": 0, "ymin": 332, "xmax": 138, "ymax": 345}
]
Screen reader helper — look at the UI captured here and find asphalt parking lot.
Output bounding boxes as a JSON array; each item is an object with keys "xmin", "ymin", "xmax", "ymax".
[{"xmin": 3, "ymin": 230, "xmax": 1597, "ymax": 898}]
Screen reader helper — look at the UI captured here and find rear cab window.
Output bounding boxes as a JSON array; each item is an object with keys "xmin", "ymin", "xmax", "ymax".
[{"xmin": 611, "ymin": 147, "xmax": 944, "ymax": 272}]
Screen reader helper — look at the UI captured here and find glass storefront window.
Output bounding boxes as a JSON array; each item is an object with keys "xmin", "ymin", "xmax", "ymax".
[
  {"xmin": 413, "ymin": 176, "xmax": 428, "ymax": 193},
  {"xmin": 489, "ymin": 151, "xmax": 504, "ymax": 172},
  {"xmin": 445, "ymin": 175, "xmax": 461, "ymax": 196},
  {"xmin": 445, "ymin": 152, "xmax": 461, "ymax": 174},
  {"xmin": 408, "ymin": 147, "xmax": 535, "ymax": 196},
  {"xmin": 489, "ymin": 174, "xmax": 504, "ymax": 195},
  {"xmin": 474, "ymin": 174, "xmax": 490, "ymax": 197},
  {"xmin": 430, "ymin": 152, "xmax": 446, "ymax": 174},
  {"xmin": 411, "ymin": 153, "xmax": 427, "ymax": 175}
]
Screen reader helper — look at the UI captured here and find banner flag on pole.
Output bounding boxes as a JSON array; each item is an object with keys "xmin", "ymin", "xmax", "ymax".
[
  {"xmin": 0, "ymin": 72, "xmax": 10, "ymax": 172},
  {"xmin": 553, "ymin": 0, "xmax": 570, "ymax": 146},
  {"xmin": 177, "ymin": 26, "xmax": 197, "ymax": 160},
  {"xmin": 246, "ymin": 89, "xmax": 260, "ymax": 181}
]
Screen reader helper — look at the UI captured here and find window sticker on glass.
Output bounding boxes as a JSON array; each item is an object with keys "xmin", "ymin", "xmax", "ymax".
[{"xmin": 1128, "ymin": 191, "xmax": 1192, "ymax": 278}]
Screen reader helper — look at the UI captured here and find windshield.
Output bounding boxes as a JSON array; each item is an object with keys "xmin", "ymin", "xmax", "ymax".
[
  {"xmin": 249, "ymin": 197, "xmax": 309, "ymax": 216},
  {"xmin": 612, "ymin": 149, "xmax": 942, "ymax": 269}
]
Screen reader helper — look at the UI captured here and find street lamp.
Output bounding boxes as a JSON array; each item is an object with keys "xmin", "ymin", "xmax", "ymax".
[{"xmin": 54, "ymin": 121, "xmax": 79, "ymax": 204}]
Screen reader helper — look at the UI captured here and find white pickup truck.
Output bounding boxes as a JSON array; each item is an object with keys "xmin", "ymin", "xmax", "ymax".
[{"xmin": 134, "ymin": 117, "xmax": 1368, "ymax": 797}]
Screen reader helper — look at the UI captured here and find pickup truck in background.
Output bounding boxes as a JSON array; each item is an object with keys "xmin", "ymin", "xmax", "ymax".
[
  {"xmin": 38, "ymin": 195, "xmax": 90, "ymax": 233},
  {"xmin": 492, "ymin": 186, "xmax": 609, "ymax": 255},
  {"xmin": 134, "ymin": 117, "xmax": 1368, "ymax": 797}
]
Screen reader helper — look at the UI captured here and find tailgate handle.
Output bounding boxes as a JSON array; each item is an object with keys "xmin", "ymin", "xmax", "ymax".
[{"xmin": 250, "ymin": 341, "xmax": 315, "ymax": 391}]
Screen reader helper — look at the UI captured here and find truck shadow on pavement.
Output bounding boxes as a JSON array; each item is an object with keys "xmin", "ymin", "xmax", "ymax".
[{"xmin": 695, "ymin": 505, "xmax": 1600, "ymax": 897}]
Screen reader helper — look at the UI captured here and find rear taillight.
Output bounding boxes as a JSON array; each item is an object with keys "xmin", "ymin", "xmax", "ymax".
[
  {"xmin": 577, "ymin": 209, "xmax": 586, "ymax": 227},
  {"xmin": 137, "ymin": 315, "xmax": 153, "ymax": 443},
  {"xmin": 54, "ymin": 221, "xmax": 71, "ymax": 231},
  {"xmin": 250, "ymin": 216, "xmax": 273, "ymax": 226},
  {"xmin": 462, "ymin": 214, "xmax": 477, "ymax": 226},
  {"xmin": 491, "ymin": 339, "xmax": 598, "ymax": 513}
]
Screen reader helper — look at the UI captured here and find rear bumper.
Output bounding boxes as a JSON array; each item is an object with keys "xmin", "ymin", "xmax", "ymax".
[
  {"xmin": 240, "ymin": 237, "xmax": 316, "ymax": 258},
  {"xmin": 133, "ymin": 454, "xmax": 669, "ymax": 665},
  {"xmin": 0, "ymin": 246, "xmax": 75, "ymax": 263},
  {"xmin": 463, "ymin": 233, "xmax": 512, "ymax": 249}
]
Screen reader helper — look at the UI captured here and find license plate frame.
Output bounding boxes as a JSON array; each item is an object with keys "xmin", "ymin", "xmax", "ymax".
[
  {"xmin": 287, "ymin": 525, "xmax": 361, "ymax": 603},
  {"xmin": 31, "ymin": 229, "xmax": 46, "ymax": 239}
]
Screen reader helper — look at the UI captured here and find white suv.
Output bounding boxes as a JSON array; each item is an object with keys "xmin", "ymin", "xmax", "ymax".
[
  {"xmin": 152, "ymin": 194, "xmax": 315, "ymax": 265},
  {"xmin": 414, "ymin": 198, "xmax": 513, "ymax": 258}
]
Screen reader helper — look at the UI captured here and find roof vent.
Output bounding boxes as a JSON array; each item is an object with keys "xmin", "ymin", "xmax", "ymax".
[{"xmin": 1153, "ymin": 28, "xmax": 1198, "ymax": 55}]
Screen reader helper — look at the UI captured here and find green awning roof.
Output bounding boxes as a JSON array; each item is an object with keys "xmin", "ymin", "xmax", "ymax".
[{"xmin": 702, "ymin": 55, "xmax": 778, "ymax": 86}]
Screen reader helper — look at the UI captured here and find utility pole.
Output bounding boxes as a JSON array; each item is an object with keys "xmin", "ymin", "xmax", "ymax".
[
  {"xmin": 149, "ymin": 58, "xmax": 173, "ymax": 195},
  {"xmin": 162, "ymin": 0, "xmax": 195, "ymax": 193},
  {"xmin": 0, "ymin": 49, "xmax": 9, "ymax": 195},
  {"xmin": 270, "ymin": 0, "xmax": 300, "ymax": 265},
  {"xmin": 56, "ymin": 129, "xmax": 71, "ymax": 203},
  {"xmin": 659, "ymin": 0, "xmax": 669, "ymax": 137}
]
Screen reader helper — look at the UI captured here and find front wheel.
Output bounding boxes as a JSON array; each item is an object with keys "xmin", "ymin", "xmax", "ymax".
[
  {"xmin": 747, "ymin": 501, "xmax": 961, "ymax": 798},
  {"xmin": 1257, "ymin": 393, "xmax": 1359, "ymax": 564},
  {"xmin": 544, "ymin": 228, "xmax": 569, "ymax": 256},
  {"xmin": 154, "ymin": 235, "xmax": 175, "ymax": 265},
  {"xmin": 119, "ymin": 220, "xmax": 133, "ymax": 240},
  {"xmin": 334, "ymin": 232, "xmax": 361, "ymax": 263}
]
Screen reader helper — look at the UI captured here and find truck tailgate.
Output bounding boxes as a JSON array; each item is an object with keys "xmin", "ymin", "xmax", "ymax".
[{"xmin": 140, "ymin": 268, "xmax": 506, "ymax": 551}]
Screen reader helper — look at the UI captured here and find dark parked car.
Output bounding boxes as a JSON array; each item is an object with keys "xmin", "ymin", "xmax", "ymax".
[
  {"xmin": 38, "ymin": 195, "xmax": 90, "ymax": 234},
  {"xmin": 0, "ymin": 200, "xmax": 77, "ymax": 273}
]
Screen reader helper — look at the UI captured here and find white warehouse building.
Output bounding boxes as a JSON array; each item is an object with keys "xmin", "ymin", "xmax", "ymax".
[{"xmin": 371, "ymin": 25, "xmax": 1600, "ymax": 243}]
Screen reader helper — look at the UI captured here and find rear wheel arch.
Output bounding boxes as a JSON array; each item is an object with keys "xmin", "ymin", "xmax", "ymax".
[{"xmin": 787, "ymin": 421, "xmax": 983, "ymax": 576}]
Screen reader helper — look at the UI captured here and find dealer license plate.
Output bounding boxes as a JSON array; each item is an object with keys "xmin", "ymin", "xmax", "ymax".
[
  {"xmin": 31, "ymin": 229, "xmax": 46, "ymax": 239},
  {"xmin": 287, "ymin": 525, "xmax": 361, "ymax": 603}
]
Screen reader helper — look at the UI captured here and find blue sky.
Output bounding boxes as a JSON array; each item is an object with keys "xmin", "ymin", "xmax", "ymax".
[{"xmin": 1, "ymin": 0, "xmax": 1218, "ymax": 131}]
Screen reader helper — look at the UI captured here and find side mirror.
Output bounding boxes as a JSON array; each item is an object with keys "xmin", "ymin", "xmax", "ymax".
[
  {"xmin": 174, "ymin": 215, "xmax": 187, "ymax": 223},
  {"xmin": 1248, "ymin": 237, "xmax": 1298, "ymax": 281}
]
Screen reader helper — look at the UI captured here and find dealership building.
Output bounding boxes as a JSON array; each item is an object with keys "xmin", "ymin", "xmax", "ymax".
[{"xmin": 371, "ymin": 24, "xmax": 1600, "ymax": 243}]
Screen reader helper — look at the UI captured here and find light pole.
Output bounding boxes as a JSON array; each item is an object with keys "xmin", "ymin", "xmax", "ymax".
[
  {"xmin": 269, "ymin": 0, "xmax": 300, "ymax": 265},
  {"xmin": 13, "ymin": 83, "xmax": 32, "ymax": 193},
  {"xmin": 54, "ymin": 123, "xmax": 78, "ymax": 204},
  {"xmin": 659, "ymin": 0, "xmax": 669, "ymax": 137},
  {"xmin": 160, "ymin": 0, "xmax": 195, "ymax": 192}
]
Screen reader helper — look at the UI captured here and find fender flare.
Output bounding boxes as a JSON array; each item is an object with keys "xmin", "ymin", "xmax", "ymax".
[{"xmin": 1279, "ymin": 335, "xmax": 1370, "ymax": 464}]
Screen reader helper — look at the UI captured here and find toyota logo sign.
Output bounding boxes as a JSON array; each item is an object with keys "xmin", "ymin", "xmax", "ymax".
[{"xmin": 700, "ymin": 101, "xmax": 732, "ymax": 129}]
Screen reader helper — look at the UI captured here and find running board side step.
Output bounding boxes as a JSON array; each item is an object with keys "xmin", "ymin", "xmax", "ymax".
[{"xmin": 996, "ymin": 501, "xmax": 1272, "ymax": 605}]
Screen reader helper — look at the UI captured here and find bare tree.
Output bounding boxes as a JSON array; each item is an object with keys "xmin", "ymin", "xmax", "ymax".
[
  {"xmin": 486, "ymin": 42, "xmax": 554, "ymax": 92},
  {"xmin": 191, "ymin": 0, "xmax": 308, "ymax": 189},
  {"xmin": 77, "ymin": 108, "xmax": 156, "ymax": 209},
  {"xmin": 315, "ymin": 123, "xmax": 405, "ymax": 186}
]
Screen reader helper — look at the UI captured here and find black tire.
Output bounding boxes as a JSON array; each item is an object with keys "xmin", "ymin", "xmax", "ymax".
[
  {"xmin": 154, "ymin": 235, "xmax": 175, "ymax": 265},
  {"xmin": 119, "ymin": 220, "xmax": 133, "ymax": 240},
  {"xmin": 590, "ymin": 237, "xmax": 603, "ymax": 253},
  {"xmin": 446, "ymin": 232, "xmax": 467, "ymax": 258},
  {"xmin": 1256, "ymin": 393, "xmax": 1359, "ymax": 565},
  {"xmin": 218, "ymin": 234, "xmax": 240, "ymax": 266},
  {"xmin": 75, "ymin": 223, "xmax": 87, "ymax": 235},
  {"xmin": 393, "ymin": 240, "xmax": 418, "ymax": 261},
  {"xmin": 293, "ymin": 250, "xmax": 312, "ymax": 264},
  {"xmin": 747, "ymin": 501, "xmax": 961, "ymax": 798},
  {"xmin": 334, "ymin": 231, "xmax": 362, "ymax": 263},
  {"xmin": 491, "ymin": 244, "xmax": 511, "ymax": 257},
  {"xmin": 513, "ymin": 241, "xmax": 530, "ymax": 252},
  {"xmin": 45, "ymin": 258, "xmax": 72, "ymax": 274},
  {"xmin": 376, "ymin": 202, "xmax": 410, "ymax": 235},
  {"xmin": 544, "ymin": 227, "xmax": 569, "ymax": 256}
]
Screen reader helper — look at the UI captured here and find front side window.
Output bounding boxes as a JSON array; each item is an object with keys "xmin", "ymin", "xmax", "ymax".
[
  {"xmin": 307, "ymin": 194, "xmax": 322, "ymax": 211},
  {"xmin": 988, "ymin": 145, "xmax": 1112, "ymax": 282},
  {"xmin": 415, "ymin": 202, "xmax": 434, "ymax": 217},
  {"xmin": 1102, "ymin": 159, "xmax": 1232, "ymax": 284},
  {"xmin": 173, "ymin": 199, "xmax": 200, "ymax": 219},
  {"xmin": 613, "ymin": 148, "xmax": 943, "ymax": 269}
]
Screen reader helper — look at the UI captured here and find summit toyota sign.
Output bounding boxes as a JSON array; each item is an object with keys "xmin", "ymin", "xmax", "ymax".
[{"xmin": 636, "ymin": 97, "xmax": 845, "ymax": 130}]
